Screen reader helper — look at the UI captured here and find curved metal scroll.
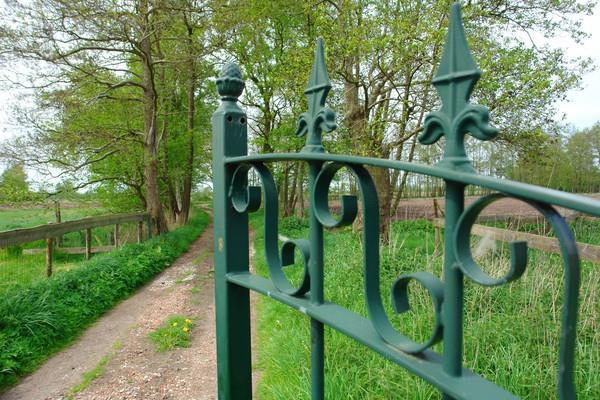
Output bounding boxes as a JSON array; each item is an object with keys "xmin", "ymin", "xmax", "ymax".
[
  {"xmin": 230, "ymin": 163, "xmax": 311, "ymax": 296},
  {"xmin": 313, "ymin": 162, "xmax": 444, "ymax": 354},
  {"xmin": 454, "ymin": 193, "xmax": 580, "ymax": 398}
]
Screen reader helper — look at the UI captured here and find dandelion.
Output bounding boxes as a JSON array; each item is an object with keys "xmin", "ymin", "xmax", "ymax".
[
  {"xmin": 172, "ymin": 322, "xmax": 178, "ymax": 327},
  {"xmin": 185, "ymin": 319, "xmax": 192, "ymax": 324},
  {"xmin": 183, "ymin": 327, "xmax": 189, "ymax": 333}
]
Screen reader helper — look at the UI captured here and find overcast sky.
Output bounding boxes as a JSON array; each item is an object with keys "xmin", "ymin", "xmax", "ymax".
[
  {"xmin": 550, "ymin": 1, "xmax": 600, "ymax": 130},
  {"xmin": 1, "ymin": 4, "xmax": 600, "ymax": 144}
]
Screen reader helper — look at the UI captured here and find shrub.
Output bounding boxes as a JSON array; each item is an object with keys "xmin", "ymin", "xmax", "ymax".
[{"xmin": 5, "ymin": 246, "xmax": 22, "ymax": 257}]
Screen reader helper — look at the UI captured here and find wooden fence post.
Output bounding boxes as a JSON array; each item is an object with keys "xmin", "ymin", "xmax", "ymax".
[
  {"xmin": 85, "ymin": 228, "xmax": 92, "ymax": 260},
  {"xmin": 145, "ymin": 217, "xmax": 153, "ymax": 239},
  {"xmin": 114, "ymin": 224, "xmax": 120, "ymax": 248},
  {"xmin": 55, "ymin": 201, "xmax": 63, "ymax": 247},
  {"xmin": 137, "ymin": 221, "xmax": 143, "ymax": 243},
  {"xmin": 433, "ymin": 198, "xmax": 442, "ymax": 256},
  {"xmin": 46, "ymin": 238, "xmax": 53, "ymax": 277}
]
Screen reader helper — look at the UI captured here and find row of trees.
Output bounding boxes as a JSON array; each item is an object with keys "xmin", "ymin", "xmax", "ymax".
[
  {"xmin": 0, "ymin": 0, "xmax": 217, "ymax": 233},
  {"xmin": 0, "ymin": 0, "xmax": 597, "ymax": 235},
  {"xmin": 506, "ymin": 123, "xmax": 600, "ymax": 193}
]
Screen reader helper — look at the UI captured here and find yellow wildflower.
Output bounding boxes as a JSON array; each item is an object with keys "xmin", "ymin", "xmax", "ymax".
[
  {"xmin": 183, "ymin": 327, "xmax": 190, "ymax": 333},
  {"xmin": 185, "ymin": 319, "xmax": 192, "ymax": 324},
  {"xmin": 172, "ymin": 322, "xmax": 178, "ymax": 327}
]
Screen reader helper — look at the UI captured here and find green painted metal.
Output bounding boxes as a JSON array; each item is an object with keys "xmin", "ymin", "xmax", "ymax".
[
  {"xmin": 213, "ymin": 3, "xmax": 589, "ymax": 399},
  {"xmin": 213, "ymin": 62, "xmax": 253, "ymax": 400}
]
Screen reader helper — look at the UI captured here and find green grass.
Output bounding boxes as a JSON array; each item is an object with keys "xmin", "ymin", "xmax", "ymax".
[
  {"xmin": 148, "ymin": 315, "xmax": 195, "ymax": 352},
  {"xmin": 0, "ymin": 205, "xmax": 147, "ymax": 293},
  {"xmin": 0, "ymin": 210, "xmax": 210, "ymax": 391},
  {"xmin": 252, "ymin": 214, "xmax": 599, "ymax": 399},
  {"xmin": 190, "ymin": 286, "xmax": 201, "ymax": 294},
  {"xmin": 67, "ymin": 340, "xmax": 123, "ymax": 398},
  {"xmin": 0, "ymin": 251, "xmax": 87, "ymax": 294},
  {"xmin": 0, "ymin": 205, "xmax": 107, "ymax": 232}
]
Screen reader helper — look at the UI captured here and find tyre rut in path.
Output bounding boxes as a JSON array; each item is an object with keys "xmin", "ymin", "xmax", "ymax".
[{"xmin": 1, "ymin": 224, "xmax": 220, "ymax": 400}]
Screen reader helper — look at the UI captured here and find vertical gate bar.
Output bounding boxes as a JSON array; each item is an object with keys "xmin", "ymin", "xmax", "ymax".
[
  {"xmin": 420, "ymin": 5, "xmax": 498, "ymax": 397},
  {"xmin": 441, "ymin": 182, "xmax": 465, "ymax": 400},
  {"xmin": 298, "ymin": 38, "xmax": 336, "ymax": 400},
  {"xmin": 213, "ymin": 63, "xmax": 252, "ymax": 400},
  {"xmin": 308, "ymin": 161, "xmax": 325, "ymax": 400}
]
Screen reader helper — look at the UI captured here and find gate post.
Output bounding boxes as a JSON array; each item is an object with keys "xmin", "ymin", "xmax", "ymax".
[{"xmin": 212, "ymin": 63, "xmax": 252, "ymax": 399}]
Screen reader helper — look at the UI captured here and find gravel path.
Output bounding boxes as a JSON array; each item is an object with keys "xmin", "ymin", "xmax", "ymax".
[{"xmin": 1, "ymin": 224, "xmax": 221, "ymax": 400}]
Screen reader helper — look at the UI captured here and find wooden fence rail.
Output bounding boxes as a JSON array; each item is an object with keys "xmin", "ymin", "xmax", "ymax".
[
  {"xmin": 432, "ymin": 218, "xmax": 600, "ymax": 263},
  {"xmin": 0, "ymin": 212, "xmax": 151, "ymax": 276}
]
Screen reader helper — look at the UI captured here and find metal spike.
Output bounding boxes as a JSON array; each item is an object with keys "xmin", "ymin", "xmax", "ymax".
[{"xmin": 297, "ymin": 38, "xmax": 337, "ymax": 153}]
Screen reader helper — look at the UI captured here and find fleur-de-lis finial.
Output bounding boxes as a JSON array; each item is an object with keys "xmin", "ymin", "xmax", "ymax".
[
  {"xmin": 420, "ymin": 2, "xmax": 497, "ymax": 172},
  {"xmin": 296, "ymin": 38, "xmax": 337, "ymax": 153}
]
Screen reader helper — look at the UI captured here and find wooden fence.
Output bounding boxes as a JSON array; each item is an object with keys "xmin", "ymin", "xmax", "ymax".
[
  {"xmin": 432, "ymin": 218, "xmax": 600, "ymax": 263},
  {"xmin": 0, "ymin": 212, "xmax": 151, "ymax": 276}
]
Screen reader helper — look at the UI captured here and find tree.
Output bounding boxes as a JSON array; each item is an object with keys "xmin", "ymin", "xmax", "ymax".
[
  {"xmin": 214, "ymin": 0, "xmax": 593, "ymax": 237},
  {"xmin": 321, "ymin": 0, "xmax": 594, "ymax": 237},
  {"xmin": 0, "ymin": 0, "xmax": 217, "ymax": 232},
  {"xmin": 0, "ymin": 163, "xmax": 36, "ymax": 203}
]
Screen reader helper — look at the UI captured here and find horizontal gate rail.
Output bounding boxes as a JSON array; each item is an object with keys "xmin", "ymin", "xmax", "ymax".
[
  {"xmin": 225, "ymin": 152, "xmax": 600, "ymax": 217},
  {"xmin": 212, "ymin": 3, "xmax": 595, "ymax": 399},
  {"xmin": 226, "ymin": 271, "xmax": 517, "ymax": 399}
]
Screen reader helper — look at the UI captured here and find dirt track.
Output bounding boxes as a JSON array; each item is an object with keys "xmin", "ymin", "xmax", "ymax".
[
  {"xmin": 1, "ymin": 225, "xmax": 219, "ymax": 400},
  {"xmin": 391, "ymin": 193, "xmax": 600, "ymax": 220}
]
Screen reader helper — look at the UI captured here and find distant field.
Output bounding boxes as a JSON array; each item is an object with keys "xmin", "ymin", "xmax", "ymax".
[{"xmin": 0, "ymin": 203, "xmax": 107, "ymax": 232}]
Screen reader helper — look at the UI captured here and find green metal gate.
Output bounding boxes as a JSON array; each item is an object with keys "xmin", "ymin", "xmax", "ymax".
[{"xmin": 212, "ymin": 3, "xmax": 598, "ymax": 399}]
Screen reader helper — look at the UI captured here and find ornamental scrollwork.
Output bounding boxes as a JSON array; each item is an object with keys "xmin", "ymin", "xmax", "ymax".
[
  {"xmin": 230, "ymin": 163, "xmax": 311, "ymax": 296},
  {"xmin": 454, "ymin": 193, "xmax": 580, "ymax": 398},
  {"xmin": 313, "ymin": 162, "xmax": 445, "ymax": 354}
]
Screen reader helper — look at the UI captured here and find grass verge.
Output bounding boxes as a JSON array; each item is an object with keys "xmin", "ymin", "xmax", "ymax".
[
  {"xmin": 252, "ymin": 214, "xmax": 599, "ymax": 399},
  {"xmin": 0, "ymin": 210, "xmax": 209, "ymax": 391},
  {"xmin": 148, "ymin": 315, "xmax": 195, "ymax": 352}
]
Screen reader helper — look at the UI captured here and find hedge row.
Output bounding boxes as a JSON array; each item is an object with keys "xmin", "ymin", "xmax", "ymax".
[{"xmin": 0, "ymin": 210, "xmax": 210, "ymax": 390}]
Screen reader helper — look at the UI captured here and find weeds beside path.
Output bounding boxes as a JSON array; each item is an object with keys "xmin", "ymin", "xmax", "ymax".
[{"xmin": 1, "ymin": 224, "xmax": 218, "ymax": 400}]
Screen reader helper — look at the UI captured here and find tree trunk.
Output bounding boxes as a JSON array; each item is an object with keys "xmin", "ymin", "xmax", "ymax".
[
  {"xmin": 282, "ymin": 163, "xmax": 292, "ymax": 217},
  {"xmin": 161, "ymin": 117, "xmax": 180, "ymax": 224},
  {"xmin": 296, "ymin": 163, "xmax": 305, "ymax": 217},
  {"xmin": 371, "ymin": 152, "xmax": 392, "ymax": 242},
  {"xmin": 288, "ymin": 164, "xmax": 299, "ymax": 214},
  {"xmin": 178, "ymin": 19, "xmax": 196, "ymax": 225},
  {"xmin": 140, "ymin": 0, "xmax": 168, "ymax": 235},
  {"xmin": 155, "ymin": 37, "xmax": 180, "ymax": 224}
]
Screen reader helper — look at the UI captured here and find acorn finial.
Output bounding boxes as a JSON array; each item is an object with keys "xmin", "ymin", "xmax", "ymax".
[{"xmin": 216, "ymin": 62, "xmax": 245, "ymax": 101}]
